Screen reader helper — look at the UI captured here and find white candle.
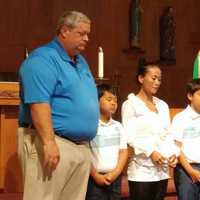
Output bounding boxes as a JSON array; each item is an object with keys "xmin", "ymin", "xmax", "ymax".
[
  {"xmin": 25, "ymin": 48, "xmax": 29, "ymax": 58},
  {"xmin": 98, "ymin": 47, "xmax": 104, "ymax": 78}
]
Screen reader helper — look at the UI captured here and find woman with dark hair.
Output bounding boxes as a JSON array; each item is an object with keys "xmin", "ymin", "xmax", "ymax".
[{"xmin": 121, "ymin": 60, "xmax": 179, "ymax": 200}]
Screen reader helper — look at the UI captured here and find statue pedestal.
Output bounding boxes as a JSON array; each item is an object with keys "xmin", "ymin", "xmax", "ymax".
[{"xmin": 123, "ymin": 47, "xmax": 145, "ymax": 54}]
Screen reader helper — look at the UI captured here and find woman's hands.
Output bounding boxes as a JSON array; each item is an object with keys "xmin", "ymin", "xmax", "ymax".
[
  {"xmin": 151, "ymin": 151, "xmax": 177, "ymax": 168},
  {"xmin": 151, "ymin": 151, "xmax": 167, "ymax": 166}
]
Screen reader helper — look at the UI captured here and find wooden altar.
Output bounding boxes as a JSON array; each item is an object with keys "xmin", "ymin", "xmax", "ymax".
[{"xmin": 0, "ymin": 82, "xmax": 22, "ymax": 194}]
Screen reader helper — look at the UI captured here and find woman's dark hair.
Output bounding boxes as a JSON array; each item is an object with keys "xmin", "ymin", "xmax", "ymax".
[
  {"xmin": 136, "ymin": 58, "xmax": 160, "ymax": 84},
  {"xmin": 97, "ymin": 84, "xmax": 117, "ymax": 100},
  {"xmin": 186, "ymin": 78, "xmax": 200, "ymax": 95}
]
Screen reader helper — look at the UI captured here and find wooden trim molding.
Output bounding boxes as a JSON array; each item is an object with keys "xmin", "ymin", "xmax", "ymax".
[{"xmin": 0, "ymin": 82, "xmax": 20, "ymax": 106}]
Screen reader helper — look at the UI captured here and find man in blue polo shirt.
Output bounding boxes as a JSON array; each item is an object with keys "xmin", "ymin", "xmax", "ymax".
[{"xmin": 18, "ymin": 10, "xmax": 99, "ymax": 200}]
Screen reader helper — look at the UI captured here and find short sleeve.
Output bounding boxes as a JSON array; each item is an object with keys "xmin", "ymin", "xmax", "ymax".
[
  {"xmin": 20, "ymin": 55, "xmax": 57, "ymax": 104},
  {"xmin": 121, "ymin": 100, "xmax": 137, "ymax": 144},
  {"xmin": 118, "ymin": 123, "xmax": 127, "ymax": 149},
  {"xmin": 171, "ymin": 115, "xmax": 184, "ymax": 142}
]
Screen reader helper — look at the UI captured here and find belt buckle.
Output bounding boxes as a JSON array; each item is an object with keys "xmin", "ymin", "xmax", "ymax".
[{"xmin": 19, "ymin": 122, "xmax": 35, "ymax": 129}]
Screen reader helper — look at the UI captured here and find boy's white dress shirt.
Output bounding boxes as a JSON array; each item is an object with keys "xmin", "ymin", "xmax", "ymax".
[
  {"xmin": 122, "ymin": 93, "xmax": 179, "ymax": 182},
  {"xmin": 90, "ymin": 118, "xmax": 127, "ymax": 173},
  {"xmin": 172, "ymin": 105, "xmax": 200, "ymax": 163}
]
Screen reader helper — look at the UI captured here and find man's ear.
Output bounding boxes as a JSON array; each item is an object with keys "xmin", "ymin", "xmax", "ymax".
[{"xmin": 60, "ymin": 26, "xmax": 69, "ymax": 37}]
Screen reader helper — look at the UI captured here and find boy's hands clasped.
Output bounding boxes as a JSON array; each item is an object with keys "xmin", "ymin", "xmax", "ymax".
[{"xmin": 93, "ymin": 170, "xmax": 119, "ymax": 186}]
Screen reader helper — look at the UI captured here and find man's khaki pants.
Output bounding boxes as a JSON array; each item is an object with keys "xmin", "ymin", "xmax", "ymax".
[{"xmin": 18, "ymin": 127, "xmax": 92, "ymax": 200}]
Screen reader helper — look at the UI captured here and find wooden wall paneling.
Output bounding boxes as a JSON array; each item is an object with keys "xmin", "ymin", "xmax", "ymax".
[
  {"xmin": 0, "ymin": 0, "xmax": 27, "ymax": 45},
  {"xmin": 0, "ymin": 106, "xmax": 22, "ymax": 192},
  {"xmin": 0, "ymin": 107, "xmax": 3, "ymax": 189},
  {"xmin": 0, "ymin": 0, "xmax": 200, "ymax": 106},
  {"xmin": 26, "ymin": 0, "xmax": 55, "ymax": 43},
  {"xmin": 0, "ymin": 83, "xmax": 22, "ymax": 192},
  {"xmin": 0, "ymin": 0, "xmax": 200, "ymax": 198},
  {"xmin": 82, "ymin": 0, "xmax": 100, "ymax": 77},
  {"xmin": 188, "ymin": 0, "xmax": 200, "ymax": 39},
  {"xmin": 0, "ymin": 0, "xmax": 28, "ymax": 72},
  {"xmin": 0, "ymin": 46, "xmax": 25, "ymax": 72}
]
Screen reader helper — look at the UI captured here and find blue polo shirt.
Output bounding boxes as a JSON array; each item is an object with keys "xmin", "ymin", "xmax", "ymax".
[{"xmin": 19, "ymin": 38, "xmax": 99, "ymax": 141}]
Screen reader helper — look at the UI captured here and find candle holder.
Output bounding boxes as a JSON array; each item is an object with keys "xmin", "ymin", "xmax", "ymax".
[
  {"xmin": 95, "ymin": 77, "xmax": 109, "ymax": 85},
  {"xmin": 123, "ymin": 47, "xmax": 145, "ymax": 54}
]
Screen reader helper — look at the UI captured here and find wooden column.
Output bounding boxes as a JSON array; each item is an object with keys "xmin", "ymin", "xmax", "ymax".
[{"xmin": 0, "ymin": 82, "xmax": 22, "ymax": 193}]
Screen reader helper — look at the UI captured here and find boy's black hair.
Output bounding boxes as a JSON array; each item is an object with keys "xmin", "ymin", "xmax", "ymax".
[
  {"xmin": 186, "ymin": 78, "xmax": 200, "ymax": 95},
  {"xmin": 97, "ymin": 83, "xmax": 117, "ymax": 100}
]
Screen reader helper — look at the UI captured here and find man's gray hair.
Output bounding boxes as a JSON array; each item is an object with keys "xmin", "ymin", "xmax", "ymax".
[{"xmin": 56, "ymin": 10, "xmax": 91, "ymax": 33}]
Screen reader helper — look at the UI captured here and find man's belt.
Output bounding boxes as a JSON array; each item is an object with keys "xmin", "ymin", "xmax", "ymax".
[
  {"xmin": 19, "ymin": 124, "xmax": 86, "ymax": 145},
  {"xmin": 55, "ymin": 132, "xmax": 86, "ymax": 145},
  {"xmin": 19, "ymin": 122, "xmax": 35, "ymax": 129}
]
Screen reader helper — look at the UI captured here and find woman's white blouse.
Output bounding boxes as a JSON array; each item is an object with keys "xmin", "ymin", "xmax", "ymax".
[{"xmin": 122, "ymin": 93, "xmax": 179, "ymax": 182}]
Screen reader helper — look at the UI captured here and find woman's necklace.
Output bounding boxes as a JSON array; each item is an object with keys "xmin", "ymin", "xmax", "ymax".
[
  {"xmin": 145, "ymin": 99, "xmax": 158, "ymax": 113},
  {"xmin": 137, "ymin": 92, "xmax": 158, "ymax": 113}
]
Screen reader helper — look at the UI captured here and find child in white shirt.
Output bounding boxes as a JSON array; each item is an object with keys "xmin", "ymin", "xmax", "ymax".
[
  {"xmin": 86, "ymin": 84, "xmax": 128, "ymax": 200},
  {"xmin": 172, "ymin": 79, "xmax": 200, "ymax": 200}
]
